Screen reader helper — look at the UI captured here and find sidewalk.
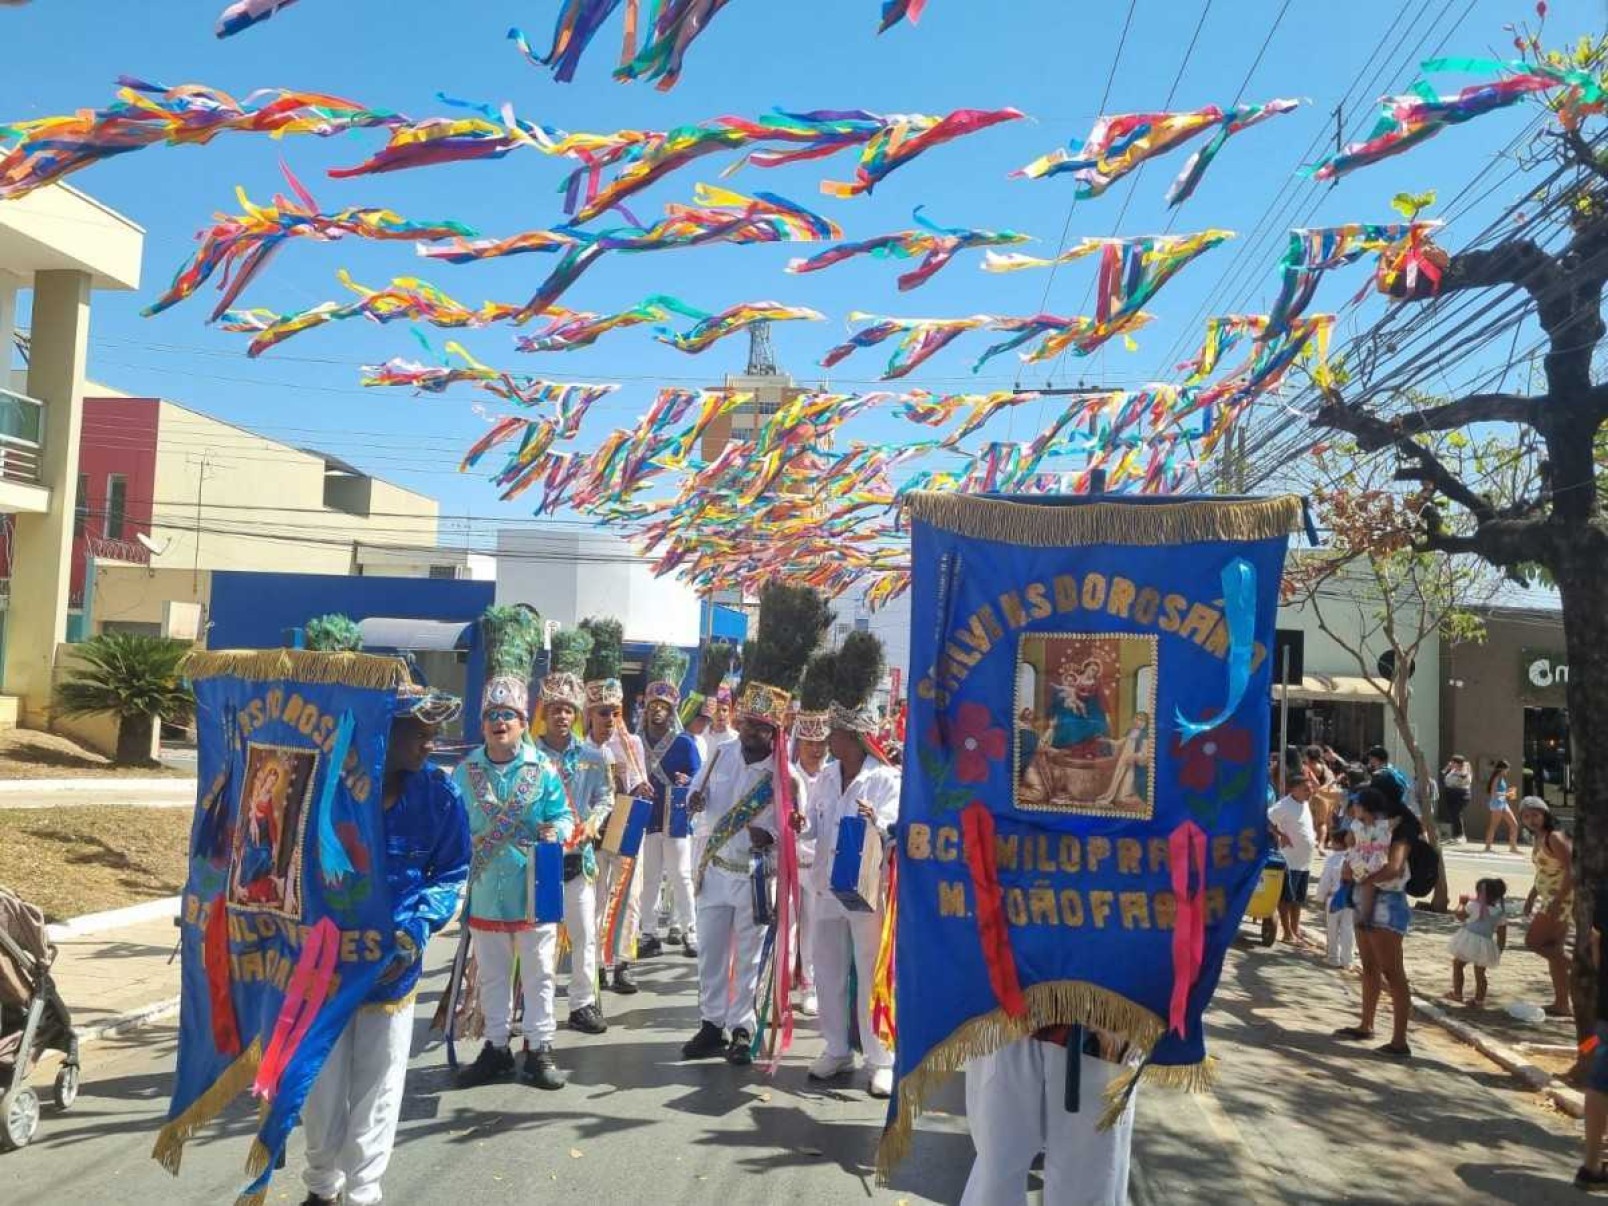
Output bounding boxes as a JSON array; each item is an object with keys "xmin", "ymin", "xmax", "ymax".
[
  {"xmin": 0, "ymin": 778, "xmax": 196, "ymax": 809},
  {"xmin": 46, "ymin": 908, "xmax": 182, "ymax": 1041}
]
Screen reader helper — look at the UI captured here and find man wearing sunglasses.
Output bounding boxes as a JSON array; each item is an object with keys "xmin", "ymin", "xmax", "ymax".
[
  {"xmin": 537, "ymin": 671, "xmax": 614, "ymax": 1036},
  {"xmin": 453, "ymin": 677, "xmax": 572, "ymax": 1091},
  {"xmin": 585, "ymin": 679, "xmax": 651, "ymax": 996}
]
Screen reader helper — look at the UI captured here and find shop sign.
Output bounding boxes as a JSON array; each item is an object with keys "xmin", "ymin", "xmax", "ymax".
[{"xmin": 1523, "ymin": 649, "xmax": 1569, "ymax": 691}]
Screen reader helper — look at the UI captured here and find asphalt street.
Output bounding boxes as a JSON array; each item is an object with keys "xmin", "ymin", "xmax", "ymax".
[{"xmin": 3, "ymin": 908, "xmax": 1594, "ymax": 1205}]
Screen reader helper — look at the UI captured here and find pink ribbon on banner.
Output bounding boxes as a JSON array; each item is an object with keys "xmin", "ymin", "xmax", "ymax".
[
  {"xmin": 1167, "ymin": 820, "xmax": 1208, "ymax": 1038},
  {"xmin": 766, "ymin": 746, "xmax": 800, "ymax": 1073},
  {"xmin": 253, "ymin": 916, "xmax": 341, "ymax": 1099}
]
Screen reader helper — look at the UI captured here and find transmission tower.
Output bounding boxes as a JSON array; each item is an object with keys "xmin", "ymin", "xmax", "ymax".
[{"xmin": 746, "ymin": 320, "xmax": 777, "ymax": 376}]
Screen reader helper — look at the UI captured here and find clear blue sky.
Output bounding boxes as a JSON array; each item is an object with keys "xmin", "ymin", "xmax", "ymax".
[{"xmin": 2, "ymin": 0, "xmax": 1595, "ymax": 543}]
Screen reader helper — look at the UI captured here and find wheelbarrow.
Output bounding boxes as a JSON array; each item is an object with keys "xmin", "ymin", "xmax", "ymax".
[{"xmin": 1242, "ymin": 854, "xmax": 1286, "ymax": 947}]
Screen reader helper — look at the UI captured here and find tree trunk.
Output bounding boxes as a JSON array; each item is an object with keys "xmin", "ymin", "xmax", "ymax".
[
  {"xmin": 1392, "ymin": 690, "xmax": 1450, "ymax": 911},
  {"xmin": 114, "ymin": 712, "xmax": 156, "ymax": 767},
  {"xmin": 1554, "ymin": 541, "xmax": 1608, "ymax": 1050}
]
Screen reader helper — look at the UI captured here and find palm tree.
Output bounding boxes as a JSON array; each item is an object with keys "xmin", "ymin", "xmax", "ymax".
[{"xmin": 53, "ymin": 634, "xmax": 194, "ymax": 766}]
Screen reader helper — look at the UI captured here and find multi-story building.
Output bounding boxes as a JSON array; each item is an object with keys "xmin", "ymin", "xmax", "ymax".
[{"xmin": 0, "ymin": 183, "xmax": 143, "ymax": 724}]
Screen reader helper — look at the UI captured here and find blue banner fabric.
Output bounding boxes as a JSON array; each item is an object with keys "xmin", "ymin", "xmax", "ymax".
[
  {"xmin": 669, "ymin": 786, "xmax": 692, "ymax": 839},
  {"xmin": 154, "ymin": 652, "xmax": 411, "ymax": 1206},
  {"xmin": 534, "ymin": 842, "xmax": 565, "ymax": 923},
  {"xmin": 879, "ymin": 492, "xmax": 1301, "ymax": 1175}
]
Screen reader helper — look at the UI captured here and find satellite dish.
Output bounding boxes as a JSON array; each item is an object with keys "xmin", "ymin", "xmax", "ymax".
[
  {"xmin": 136, "ymin": 532, "xmax": 171, "ymax": 556},
  {"xmin": 1377, "ymin": 649, "xmax": 1416, "ymax": 680}
]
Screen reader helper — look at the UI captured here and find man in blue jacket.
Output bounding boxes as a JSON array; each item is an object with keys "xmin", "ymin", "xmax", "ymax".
[
  {"xmin": 302, "ymin": 687, "xmax": 471, "ymax": 1206},
  {"xmin": 453, "ymin": 675, "xmax": 573, "ymax": 1090},
  {"xmin": 635, "ymin": 677, "xmax": 702, "ymax": 960}
]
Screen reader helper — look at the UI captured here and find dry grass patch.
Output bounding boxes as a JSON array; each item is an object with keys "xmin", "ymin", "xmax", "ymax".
[{"xmin": 0, "ymin": 805, "xmax": 191, "ymax": 921}]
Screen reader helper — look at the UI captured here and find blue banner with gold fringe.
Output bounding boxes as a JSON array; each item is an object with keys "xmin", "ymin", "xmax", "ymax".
[
  {"xmin": 879, "ymin": 492, "xmax": 1301, "ymax": 1176},
  {"xmin": 154, "ymin": 650, "xmax": 410, "ymax": 1206}
]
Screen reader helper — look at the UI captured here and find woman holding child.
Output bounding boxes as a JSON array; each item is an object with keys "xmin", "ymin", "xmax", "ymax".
[{"xmin": 1332, "ymin": 779, "xmax": 1421, "ymax": 1059}]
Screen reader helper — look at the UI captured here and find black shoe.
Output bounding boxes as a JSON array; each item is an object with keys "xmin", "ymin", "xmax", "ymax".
[
  {"xmin": 637, "ymin": 935, "xmax": 664, "ymax": 958},
  {"xmin": 301, "ymin": 1196, "xmax": 339, "ymax": 1206},
  {"xmin": 610, "ymin": 963, "xmax": 640, "ymax": 995},
  {"xmin": 683, "ymin": 935, "xmax": 699, "ymax": 958},
  {"xmin": 569, "ymin": 1004, "xmax": 609, "ymax": 1035},
  {"xmin": 456, "ymin": 1041, "xmax": 516, "ymax": 1087},
  {"xmin": 1576, "ymin": 1164, "xmax": 1608, "ymax": 1192},
  {"xmin": 682, "ymin": 1020, "xmax": 727, "ymax": 1060},
  {"xmin": 726, "ymin": 1027, "xmax": 754, "ymax": 1066},
  {"xmin": 521, "ymin": 1043, "xmax": 568, "ymax": 1090},
  {"xmin": 666, "ymin": 926, "xmax": 683, "ymax": 945}
]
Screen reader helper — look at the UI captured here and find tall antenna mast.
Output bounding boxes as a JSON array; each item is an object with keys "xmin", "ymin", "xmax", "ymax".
[{"xmin": 746, "ymin": 320, "xmax": 776, "ymax": 375}]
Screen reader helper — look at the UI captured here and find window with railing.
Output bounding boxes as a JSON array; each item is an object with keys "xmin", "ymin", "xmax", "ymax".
[{"xmin": 0, "ymin": 387, "xmax": 44, "ymax": 487}]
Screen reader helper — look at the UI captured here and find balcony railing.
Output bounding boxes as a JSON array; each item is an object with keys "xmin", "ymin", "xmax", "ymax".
[{"xmin": 0, "ymin": 387, "xmax": 44, "ymax": 487}]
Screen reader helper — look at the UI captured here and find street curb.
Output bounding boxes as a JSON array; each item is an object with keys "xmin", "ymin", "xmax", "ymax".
[
  {"xmin": 1412, "ymin": 994, "xmax": 1553, "ymax": 1089},
  {"xmin": 77, "ymin": 996, "xmax": 182, "ymax": 1046},
  {"xmin": 46, "ymin": 896, "xmax": 181, "ymax": 940},
  {"xmin": 0, "ymin": 777, "xmax": 197, "ymax": 795}
]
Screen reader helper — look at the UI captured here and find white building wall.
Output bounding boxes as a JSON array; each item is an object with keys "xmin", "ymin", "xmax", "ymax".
[{"xmin": 495, "ymin": 527, "xmax": 701, "ymax": 646}]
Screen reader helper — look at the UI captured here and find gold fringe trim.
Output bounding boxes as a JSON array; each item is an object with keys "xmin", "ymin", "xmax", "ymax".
[
  {"xmin": 151, "ymin": 1039, "xmax": 264, "ymax": 1176},
  {"xmin": 904, "ymin": 491, "xmax": 1304, "ymax": 548},
  {"xmin": 243, "ymin": 1138, "xmax": 271, "ymax": 1180},
  {"xmin": 182, "ymin": 649, "xmax": 411, "ymax": 690},
  {"xmin": 235, "ymin": 1193, "xmax": 266, "ymax": 1206},
  {"xmin": 873, "ymin": 981, "xmax": 1163, "ymax": 1184},
  {"xmin": 360, "ymin": 989, "xmax": 418, "ymax": 1016},
  {"xmin": 1098, "ymin": 1055, "xmax": 1220, "ymax": 1129}
]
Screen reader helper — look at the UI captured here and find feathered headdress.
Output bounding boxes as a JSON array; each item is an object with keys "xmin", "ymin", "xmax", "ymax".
[
  {"xmin": 645, "ymin": 644, "xmax": 690, "ymax": 704},
  {"xmin": 580, "ymin": 615, "xmax": 624, "ymax": 684},
  {"xmin": 828, "ymin": 631, "xmax": 886, "ymax": 737},
  {"xmin": 548, "ymin": 627, "xmax": 592, "ymax": 676},
  {"xmin": 738, "ymin": 583, "xmax": 834, "ymax": 729},
  {"xmin": 796, "ymin": 650, "xmax": 836, "ymax": 743},
  {"xmin": 682, "ymin": 638, "xmax": 737, "ymax": 724},
  {"xmin": 479, "ymin": 605, "xmax": 543, "ymax": 720}
]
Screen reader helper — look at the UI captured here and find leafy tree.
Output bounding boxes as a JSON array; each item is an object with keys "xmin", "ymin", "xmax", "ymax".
[
  {"xmin": 1310, "ymin": 28, "xmax": 1608, "ymax": 1028},
  {"xmin": 303, "ymin": 613, "xmax": 362, "ymax": 652},
  {"xmin": 53, "ymin": 634, "xmax": 194, "ymax": 766}
]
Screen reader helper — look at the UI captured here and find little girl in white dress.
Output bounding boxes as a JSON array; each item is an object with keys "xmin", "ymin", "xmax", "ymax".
[{"xmin": 1446, "ymin": 877, "xmax": 1508, "ymax": 1005}]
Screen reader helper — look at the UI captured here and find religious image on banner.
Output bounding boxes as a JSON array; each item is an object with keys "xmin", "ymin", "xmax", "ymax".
[
  {"xmin": 230, "ymin": 744, "xmax": 317, "ymax": 914},
  {"xmin": 878, "ymin": 490, "xmax": 1304, "ymax": 1180},
  {"xmin": 1015, "ymin": 633, "xmax": 1156, "ymax": 818}
]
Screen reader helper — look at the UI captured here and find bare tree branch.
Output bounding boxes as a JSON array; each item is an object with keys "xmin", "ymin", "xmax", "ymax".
[{"xmin": 1393, "ymin": 392, "xmax": 1544, "ymax": 433}]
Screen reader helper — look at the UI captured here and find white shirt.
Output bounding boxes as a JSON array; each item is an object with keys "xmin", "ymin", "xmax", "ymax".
[
  {"xmin": 607, "ymin": 731, "xmax": 649, "ymax": 793},
  {"xmin": 1268, "ymin": 794, "xmax": 1316, "ymax": 873},
  {"xmin": 695, "ymin": 749, "xmax": 803, "ymax": 884},
  {"xmin": 691, "ymin": 728, "xmax": 741, "ymax": 792},
  {"xmin": 805, "ymin": 759, "xmax": 902, "ymax": 901},
  {"xmin": 1315, "ymin": 850, "xmax": 1348, "ymax": 908},
  {"xmin": 795, "ymin": 762, "xmax": 832, "ymax": 867}
]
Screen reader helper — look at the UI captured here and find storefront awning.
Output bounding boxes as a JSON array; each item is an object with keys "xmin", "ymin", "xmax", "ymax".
[
  {"xmin": 1273, "ymin": 674, "xmax": 1383, "ymax": 702},
  {"xmin": 357, "ymin": 617, "xmax": 473, "ymax": 652}
]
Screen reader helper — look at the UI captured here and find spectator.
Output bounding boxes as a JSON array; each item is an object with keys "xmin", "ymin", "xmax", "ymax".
[
  {"xmin": 1333, "ymin": 785, "xmax": 1420, "ymax": 1059},
  {"xmin": 1315, "ymin": 828, "xmax": 1356, "ymax": 969},
  {"xmin": 1366, "ymin": 746, "xmax": 1414, "ymax": 816},
  {"xmin": 1440, "ymin": 755, "xmax": 1473, "ymax": 844},
  {"xmin": 1520, "ymin": 797, "xmax": 1574, "ymax": 1019},
  {"xmin": 1305, "ymin": 745, "xmax": 1340, "ymax": 850},
  {"xmin": 1483, "ymin": 759, "xmax": 1520, "ymax": 853},
  {"xmin": 1577, "ymin": 888, "xmax": 1608, "ymax": 1190},
  {"xmin": 1268, "ymin": 774, "xmax": 1317, "ymax": 946}
]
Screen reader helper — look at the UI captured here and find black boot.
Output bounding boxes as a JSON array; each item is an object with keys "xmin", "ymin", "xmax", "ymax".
[
  {"xmin": 726, "ymin": 1027, "xmax": 754, "ymax": 1066},
  {"xmin": 568, "ymin": 1004, "xmax": 609, "ymax": 1035},
  {"xmin": 521, "ymin": 1043, "xmax": 568, "ymax": 1090},
  {"xmin": 637, "ymin": 935, "xmax": 663, "ymax": 958},
  {"xmin": 681, "ymin": 1020, "xmax": 727, "ymax": 1060},
  {"xmin": 610, "ymin": 963, "xmax": 640, "ymax": 995},
  {"xmin": 666, "ymin": 926, "xmax": 683, "ymax": 945},
  {"xmin": 683, "ymin": 934, "xmax": 699, "ymax": 958},
  {"xmin": 300, "ymin": 1196, "xmax": 338, "ymax": 1206},
  {"xmin": 456, "ymin": 1040, "xmax": 516, "ymax": 1087}
]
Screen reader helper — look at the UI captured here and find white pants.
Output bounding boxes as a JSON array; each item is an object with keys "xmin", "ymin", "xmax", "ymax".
[
  {"xmin": 597, "ymin": 848, "xmax": 642, "ymax": 969},
  {"xmin": 564, "ymin": 874, "xmax": 598, "ymax": 1011},
  {"xmin": 639, "ymin": 832, "xmax": 696, "ymax": 940},
  {"xmin": 961, "ymin": 1038, "xmax": 1136, "ymax": 1206},
  {"xmin": 1325, "ymin": 905, "xmax": 1356, "ymax": 967},
  {"xmin": 472, "ymin": 926, "xmax": 558, "ymax": 1047},
  {"xmin": 695, "ymin": 870, "xmax": 768, "ymax": 1034},
  {"xmin": 810, "ymin": 898, "xmax": 891, "ymax": 1069},
  {"xmin": 302, "ymin": 1003, "xmax": 414, "ymax": 1206}
]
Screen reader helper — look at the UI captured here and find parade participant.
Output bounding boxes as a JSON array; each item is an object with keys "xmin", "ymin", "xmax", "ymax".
[
  {"xmin": 636, "ymin": 646, "xmax": 703, "ymax": 961},
  {"xmin": 586, "ymin": 676, "xmax": 649, "ymax": 995},
  {"xmin": 682, "ymin": 584, "xmax": 826, "ymax": 1066},
  {"xmin": 536, "ymin": 669, "xmax": 613, "ymax": 1036},
  {"xmin": 452, "ymin": 675, "xmax": 573, "ymax": 1091},
  {"xmin": 802, "ymin": 632, "xmax": 900, "ymax": 1098},
  {"xmin": 791, "ymin": 691, "xmax": 832, "ymax": 1019},
  {"xmin": 686, "ymin": 703, "xmax": 714, "ymax": 764},
  {"xmin": 302, "ymin": 687, "xmax": 471, "ymax": 1206},
  {"xmin": 684, "ymin": 638, "xmax": 737, "ymax": 765}
]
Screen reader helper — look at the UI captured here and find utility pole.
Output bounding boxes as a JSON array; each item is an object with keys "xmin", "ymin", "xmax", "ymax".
[{"xmin": 188, "ymin": 452, "xmax": 213, "ymax": 596}]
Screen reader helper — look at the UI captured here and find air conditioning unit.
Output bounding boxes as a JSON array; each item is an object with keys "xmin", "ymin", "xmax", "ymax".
[{"xmin": 164, "ymin": 601, "xmax": 203, "ymax": 642}]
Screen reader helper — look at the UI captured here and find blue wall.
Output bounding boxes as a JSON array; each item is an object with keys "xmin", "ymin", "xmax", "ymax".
[{"xmin": 209, "ymin": 571, "xmax": 494, "ymax": 650}]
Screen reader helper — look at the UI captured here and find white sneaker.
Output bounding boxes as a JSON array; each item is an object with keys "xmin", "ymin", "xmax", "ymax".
[
  {"xmin": 808, "ymin": 1052, "xmax": 855, "ymax": 1081},
  {"xmin": 868, "ymin": 1067, "xmax": 894, "ymax": 1099},
  {"xmin": 799, "ymin": 990, "xmax": 819, "ymax": 1017}
]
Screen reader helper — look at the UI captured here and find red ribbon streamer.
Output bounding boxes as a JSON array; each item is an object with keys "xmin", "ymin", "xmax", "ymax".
[
  {"xmin": 766, "ymin": 741, "xmax": 800, "ymax": 1071},
  {"xmin": 961, "ymin": 802, "xmax": 1026, "ymax": 1019},
  {"xmin": 1168, "ymin": 819, "xmax": 1209, "ymax": 1038},
  {"xmin": 253, "ymin": 916, "xmax": 340, "ymax": 1099},
  {"xmin": 203, "ymin": 900, "xmax": 241, "ymax": 1058}
]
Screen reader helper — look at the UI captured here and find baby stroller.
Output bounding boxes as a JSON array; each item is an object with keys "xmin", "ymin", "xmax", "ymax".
[{"xmin": 0, "ymin": 887, "xmax": 80, "ymax": 1151}]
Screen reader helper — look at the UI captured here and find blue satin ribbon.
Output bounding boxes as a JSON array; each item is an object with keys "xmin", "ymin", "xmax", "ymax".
[
  {"xmin": 1174, "ymin": 558, "xmax": 1256, "ymax": 744},
  {"xmin": 315, "ymin": 711, "xmax": 357, "ymax": 884}
]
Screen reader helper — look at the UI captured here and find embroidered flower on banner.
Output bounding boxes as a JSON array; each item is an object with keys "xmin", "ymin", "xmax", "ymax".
[
  {"xmin": 1174, "ymin": 725, "xmax": 1253, "ymax": 792},
  {"xmin": 950, "ymin": 702, "xmax": 1007, "ymax": 783}
]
